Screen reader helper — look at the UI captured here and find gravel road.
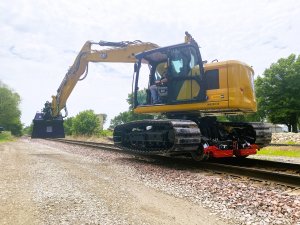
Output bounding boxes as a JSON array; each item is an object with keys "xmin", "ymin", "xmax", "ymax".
[
  {"xmin": 0, "ymin": 138, "xmax": 299, "ymax": 225},
  {"xmin": 0, "ymin": 139, "xmax": 227, "ymax": 225}
]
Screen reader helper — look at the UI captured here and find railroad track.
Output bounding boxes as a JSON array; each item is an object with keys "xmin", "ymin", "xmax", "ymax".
[
  {"xmin": 44, "ymin": 138, "xmax": 300, "ymax": 188},
  {"xmin": 268, "ymin": 143, "xmax": 300, "ymax": 147},
  {"xmin": 50, "ymin": 139, "xmax": 119, "ymax": 152}
]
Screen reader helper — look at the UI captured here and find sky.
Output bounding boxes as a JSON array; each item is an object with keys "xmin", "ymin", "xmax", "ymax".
[{"xmin": 1, "ymin": 0, "xmax": 300, "ymax": 128}]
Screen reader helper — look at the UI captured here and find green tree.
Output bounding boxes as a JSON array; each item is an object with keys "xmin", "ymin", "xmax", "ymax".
[
  {"xmin": 72, "ymin": 110, "xmax": 101, "ymax": 136},
  {"xmin": 127, "ymin": 89, "xmax": 148, "ymax": 110},
  {"xmin": 63, "ymin": 116, "xmax": 74, "ymax": 135},
  {"xmin": 255, "ymin": 54, "xmax": 300, "ymax": 132},
  {"xmin": 0, "ymin": 81, "xmax": 23, "ymax": 136},
  {"xmin": 109, "ymin": 89, "xmax": 154, "ymax": 129}
]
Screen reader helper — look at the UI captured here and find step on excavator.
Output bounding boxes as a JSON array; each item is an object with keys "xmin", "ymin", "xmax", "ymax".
[{"xmin": 32, "ymin": 32, "xmax": 271, "ymax": 160}]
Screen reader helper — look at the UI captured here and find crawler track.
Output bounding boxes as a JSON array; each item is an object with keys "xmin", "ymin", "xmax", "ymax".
[
  {"xmin": 43, "ymin": 138, "xmax": 300, "ymax": 187},
  {"xmin": 113, "ymin": 120, "xmax": 201, "ymax": 155}
]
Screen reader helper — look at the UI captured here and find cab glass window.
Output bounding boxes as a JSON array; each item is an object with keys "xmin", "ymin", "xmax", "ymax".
[{"xmin": 169, "ymin": 47, "xmax": 199, "ymax": 78}]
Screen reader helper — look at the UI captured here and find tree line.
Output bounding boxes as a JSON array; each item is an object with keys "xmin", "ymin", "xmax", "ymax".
[
  {"xmin": 0, "ymin": 82, "xmax": 22, "ymax": 136},
  {"xmin": 255, "ymin": 54, "xmax": 300, "ymax": 132}
]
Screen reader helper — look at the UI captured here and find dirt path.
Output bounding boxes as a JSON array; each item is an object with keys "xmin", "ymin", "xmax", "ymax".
[{"xmin": 0, "ymin": 139, "xmax": 228, "ymax": 225}]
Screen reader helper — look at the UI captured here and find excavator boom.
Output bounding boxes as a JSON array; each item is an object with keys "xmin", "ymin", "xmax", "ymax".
[{"xmin": 31, "ymin": 40, "xmax": 158, "ymax": 138}]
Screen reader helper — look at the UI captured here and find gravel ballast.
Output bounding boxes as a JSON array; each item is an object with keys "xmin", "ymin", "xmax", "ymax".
[
  {"xmin": 0, "ymin": 139, "xmax": 227, "ymax": 225},
  {"xmin": 1, "ymin": 138, "xmax": 299, "ymax": 225},
  {"xmin": 271, "ymin": 133, "xmax": 300, "ymax": 144},
  {"xmin": 39, "ymin": 139, "xmax": 300, "ymax": 225}
]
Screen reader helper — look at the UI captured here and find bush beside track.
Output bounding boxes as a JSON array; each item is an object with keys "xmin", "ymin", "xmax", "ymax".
[{"xmin": 0, "ymin": 131, "xmax": 15, "ymax": 143}]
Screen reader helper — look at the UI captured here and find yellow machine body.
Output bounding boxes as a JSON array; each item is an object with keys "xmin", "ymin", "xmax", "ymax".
[{"xmin": 134, "ymin": 60, "xmax": 256, "ymax": 115}]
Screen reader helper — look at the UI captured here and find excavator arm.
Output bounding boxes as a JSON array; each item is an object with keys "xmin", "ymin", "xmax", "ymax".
[
  {"xmin": 32, "ymin": 39, "xmax": 158, "ymax": 138},
  {"xmin": 47, "ymin": 40, "xmax": 159, "ymax": 118}
]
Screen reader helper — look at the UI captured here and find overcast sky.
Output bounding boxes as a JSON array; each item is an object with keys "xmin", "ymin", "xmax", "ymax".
[{"xmin": 1, "ymin": 0, "xmax": 300, "ymax": 128}]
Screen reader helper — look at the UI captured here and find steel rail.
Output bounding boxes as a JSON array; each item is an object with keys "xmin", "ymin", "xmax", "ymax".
[
  {"xmin": 210, "ymin": 158, "xmax": 300, "ymax": 172},
  {"xmin": 198, "ymin": 162, "xmax": 300, "ymax": 188},
  {"xmin": 48, "ymin": 139, "xmax": 142, "ymax": 156},
  {"xmin": 268, "ymin": 143, "xmax": 300, "ymax": 147},
  {"xmin": 44, "ymin": 138, "xmax": 300, "ymax": 188}
]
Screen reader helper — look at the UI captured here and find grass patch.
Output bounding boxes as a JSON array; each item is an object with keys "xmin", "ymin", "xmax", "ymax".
[
  {"xmin": 257, "ymin": 147, "xmax": 300, "ymax": 158},
  {"xmin": 285, "ymin": 140, "xmax": 297, "ymax": 145},
  {"xmin": 99, "ymin": 129, "xmax": 113, "ymax": 137},
  {"xmin": 0, "ymin": 131, "xmax": 15, "ymax": 143}
]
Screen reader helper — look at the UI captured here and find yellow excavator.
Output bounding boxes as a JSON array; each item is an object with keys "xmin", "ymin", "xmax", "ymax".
[{"xmin": 32, "ymin": 32, "xmax": 271, "ymax": 160}]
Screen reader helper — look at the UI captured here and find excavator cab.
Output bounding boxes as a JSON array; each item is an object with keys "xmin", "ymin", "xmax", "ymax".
[{"xmin": 133, "ymin": 41, "xmax": 206, "ymax": 108}]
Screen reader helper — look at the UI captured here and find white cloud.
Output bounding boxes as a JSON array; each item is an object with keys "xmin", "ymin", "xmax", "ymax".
[{"xmin": 0, "ymin": 0, "xmax": 300, "ymax": 127}]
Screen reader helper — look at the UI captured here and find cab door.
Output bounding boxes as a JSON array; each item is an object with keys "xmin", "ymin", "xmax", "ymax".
[{"xmin": 167, "ymin": 46, "xmax": 203, "ymax": 104}]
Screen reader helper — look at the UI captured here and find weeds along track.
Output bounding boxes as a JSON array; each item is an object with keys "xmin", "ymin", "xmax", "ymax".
[{"xmin": 45, "ymin": 138, "xmax": 300, "ymax": 188}]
